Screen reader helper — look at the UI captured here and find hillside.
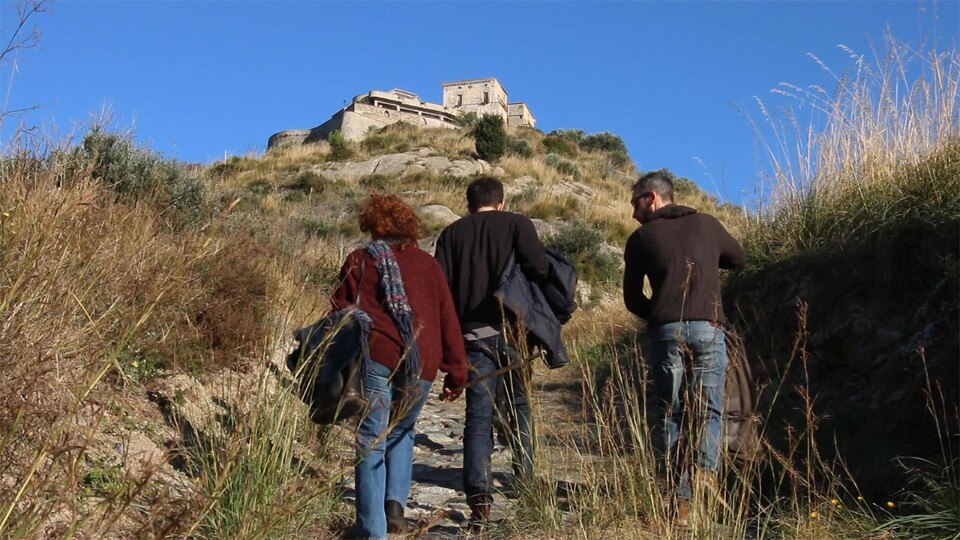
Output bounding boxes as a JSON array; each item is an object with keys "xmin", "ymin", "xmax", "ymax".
[{"xmin": 2, "ymin": 39, "xmax": 957, "ymax": 538}]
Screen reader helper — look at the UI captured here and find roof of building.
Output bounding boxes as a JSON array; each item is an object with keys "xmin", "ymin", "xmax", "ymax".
[{"xmin": 441, "ymin": 77, "xmax": 501, "ymax": 87}]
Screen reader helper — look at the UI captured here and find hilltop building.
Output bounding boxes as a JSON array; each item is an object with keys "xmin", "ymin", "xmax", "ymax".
[{"xmin": 267, "ymin": 78, "xmax": 536, "ymax": 149}]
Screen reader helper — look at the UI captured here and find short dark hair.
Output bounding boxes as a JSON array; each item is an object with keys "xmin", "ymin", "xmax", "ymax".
[
  {"xmin": 633, "ymin": 170, "xmax": 675, "ymax": 203},
  {"xmin": 466, "ymin": 176, "xmax": 504, "ymax": 212}
]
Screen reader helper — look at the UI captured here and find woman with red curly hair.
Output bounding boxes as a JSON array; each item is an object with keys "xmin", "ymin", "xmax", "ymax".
[{"xmin": 331, "ymin": 194, "xmax": 468, "ymax": 539}]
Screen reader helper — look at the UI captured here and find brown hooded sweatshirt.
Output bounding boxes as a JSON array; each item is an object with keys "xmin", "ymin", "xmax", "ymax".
[{"xmin": 623, "ymin": 204, "xmax": 746, "ymax": 326}]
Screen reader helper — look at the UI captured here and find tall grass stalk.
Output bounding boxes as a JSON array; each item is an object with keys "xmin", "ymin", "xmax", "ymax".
[
  {"xmin": 527, "ymin": 304, "xmax": 893, "ymax": 539},
  {"xmin": 746, "ymin": 33, "xmax": 959, "ymax": 263}
]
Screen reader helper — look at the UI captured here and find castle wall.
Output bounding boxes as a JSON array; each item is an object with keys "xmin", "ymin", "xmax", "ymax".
[
  {"xmin": 294, "ymin": 102, "xmax": 458, "ymax": 146},
  {"xmin": 267, "ymin": 129, "xmax": 311, "ymax": 149},
  {"xmin": 302, "ymin": 110, "xmax": 347, "ymax": 144}
]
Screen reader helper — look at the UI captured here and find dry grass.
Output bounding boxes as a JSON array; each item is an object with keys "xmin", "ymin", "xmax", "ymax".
[
  {"xmin": 0, "ymin": 133, "xmax": 344, "ymax": 537},
  {"xmin": 745, "ymin": 33, "xmax": 959, "ymax": 261}
]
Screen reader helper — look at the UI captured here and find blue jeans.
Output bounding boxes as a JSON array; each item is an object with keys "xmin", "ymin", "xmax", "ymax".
[
  {"xmin": 462, "ymin": 335, "xmax": 534, "ymax": 503},
  {"xmin": 354, "ymin": 360, "xmax": 431, "ymax": 540},
  {"xmin": 648, "ymin": 321, "xmax": 728, "ymax": 499}
]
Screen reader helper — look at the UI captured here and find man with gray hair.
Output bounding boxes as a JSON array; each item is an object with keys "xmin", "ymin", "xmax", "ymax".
[{"xmin": 623, "ymin": 170, "xmax": 746, "ymax": 522}]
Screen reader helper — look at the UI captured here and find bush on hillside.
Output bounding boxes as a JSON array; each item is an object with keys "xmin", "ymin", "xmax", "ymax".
[
  {"xmin": 580, "ymin": 132, "xmax": 628, "ymax": 154},
  {"xmin": 544, "ymin": 153, "xmax": 581, "ymax": 179},
  {"xmin": 454, "ymin": 111, "xmax": 479, "ymax": 128},
  {"xmin": 547, "ymin": 220, "xmax": 620, "ymax": 285},
  {"xmin": 542, "ymin": 135, "xmax": 578, "ymax": 157},
  {"xmin": 328, "ymin": 130, "xmax": 353, "ymax": 161},
  {"xmin": 582, "ymin": 132, "xmax": 631, "ymax": 168},
  {"xmin": 76, "ymin": 128, "xmax": 211, "ymax": 229},
  {"xmin": 549, "ymin": 129, "xmax": 585, "ymax": 143},
  {"xmin": 473, "ymin": 115, "xmax": 507, "ymax": 162},
  {"xmin": 506, "ymin": 135, "xmax": 534, "ymax": 158}
]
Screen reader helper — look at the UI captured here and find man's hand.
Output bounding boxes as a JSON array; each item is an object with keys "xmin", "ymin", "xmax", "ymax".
[{"xmin": 440, "ymin": 374, "xmax": 463, "ymax": 402}]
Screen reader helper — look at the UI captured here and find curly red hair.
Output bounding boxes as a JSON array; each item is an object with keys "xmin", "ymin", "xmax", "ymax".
[{"xmin": 358, "ymin": 194, "xmax": 420, "ymax": 249}]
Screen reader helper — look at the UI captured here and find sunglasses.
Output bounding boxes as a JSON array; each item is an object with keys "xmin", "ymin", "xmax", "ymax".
[{"xmin": 631, "ymin": 192, "xmax": 654, "ymax": 208}]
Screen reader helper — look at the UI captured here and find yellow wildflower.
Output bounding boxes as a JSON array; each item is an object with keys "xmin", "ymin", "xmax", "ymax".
[
  {"xmin": 810, "ymin": 511, "xmax": 819, "ymax": 519},
  {"xmin": 886, "ymin": 501, "xmax": 895, "ymax": 508},
  {"xmin": 830, "ymin": 498, "xmax": 838, "ymax": 505}
]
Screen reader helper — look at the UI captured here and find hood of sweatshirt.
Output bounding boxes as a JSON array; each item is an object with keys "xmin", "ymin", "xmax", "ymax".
[{"xmin": 643, "ymin": 204, "xmax": 697, "ymax": 223}]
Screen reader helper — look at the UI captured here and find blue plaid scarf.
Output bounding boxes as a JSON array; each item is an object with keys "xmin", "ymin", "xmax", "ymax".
[{"xmin": 364, "ymin": 240, "xmax": 421, "ymax": 379}]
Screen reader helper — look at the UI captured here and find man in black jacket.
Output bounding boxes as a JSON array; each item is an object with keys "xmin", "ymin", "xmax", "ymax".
[
  {"xmin": 435, "ymin": 176, "xmax": 549, "ymax": 525},
  {"xmin": 623, "ymin": 170, "xmax": 746, "ymax": 520}
]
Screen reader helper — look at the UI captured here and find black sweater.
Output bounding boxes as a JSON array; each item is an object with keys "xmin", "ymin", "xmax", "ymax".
[
  {"xmin": 623, "ymin": 204, "xmax": 746, "ymax": 326},
  {"xmin": 435, "ymin": 211, "xmax": 549, "ymax": 332}
]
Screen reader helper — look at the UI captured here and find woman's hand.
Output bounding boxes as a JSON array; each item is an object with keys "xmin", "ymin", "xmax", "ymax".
[{"xmin": 440, "ymin": 374, "xmax": 463, "ymax": 402}]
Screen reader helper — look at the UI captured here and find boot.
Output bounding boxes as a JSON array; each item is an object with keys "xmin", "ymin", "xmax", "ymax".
[
  {"xmin": 676, "ymin": 498, "xmax": 691, "ymax": 527},
  {"xmin": 385, "ymin": 499, "xmax": 407, "ymax": 534},
  {"xmin": 467, "ymin": 494, "xmax": 492, "ymax": 531}
]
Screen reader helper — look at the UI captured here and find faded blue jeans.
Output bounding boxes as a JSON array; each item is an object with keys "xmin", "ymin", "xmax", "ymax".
[
  {"xmin": 648, "ymin": 321, "xmax": 728, "ymax": 499},
  {"xmin": 354, "ymin": 360, "xmax": 431, "ymax": 540},
  {"xmin": 462, "ymin": 335, "xmax": 534, "ymax": 504}
]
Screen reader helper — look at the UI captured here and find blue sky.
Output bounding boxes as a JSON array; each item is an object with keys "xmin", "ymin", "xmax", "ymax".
[{"xmin": 1, "ymin": 1, "xmax": 957, "ymax": 205}]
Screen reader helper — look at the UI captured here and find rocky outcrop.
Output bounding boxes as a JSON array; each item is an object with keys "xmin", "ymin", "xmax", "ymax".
[
  {"xmin": 416, "ymin": 205, "xmax": 461, "ymax": 228},
  {"xmin": 505, "ymin": 174, "xmax": 596, "ymax": 203},
  {"xmin": 310, "ymin": 149, "xmax": 505, "ymax": 182}
]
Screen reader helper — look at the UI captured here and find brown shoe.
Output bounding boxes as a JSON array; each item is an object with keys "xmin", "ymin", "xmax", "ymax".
[
  {"xmin": 676, "ymin": 498, "xmax": 691, "ymax": 527},
  {"xmin": 696, "ymin": 470, "xmax": 730, "ymax": 512}
]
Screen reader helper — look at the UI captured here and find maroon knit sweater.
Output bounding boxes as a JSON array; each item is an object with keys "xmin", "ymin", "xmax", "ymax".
[{"xmin": 331, "ymin": 245, "xmax": 468, "ymax": 386}]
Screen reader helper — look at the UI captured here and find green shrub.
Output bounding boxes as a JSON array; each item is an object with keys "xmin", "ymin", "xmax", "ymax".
[
  {"xmin": 547, "ymin": 220, "xmax": 621, "ymax": 285},
  {"xmin": 81, "ymin": 456, "xmax": 125, "ymax": 498},
  {"xmin": 473, "ymin": 115, "xmax": 507, "ymax": 162},
  {"xmin": 328, "ymin": 130, "xmax": 353, "ymax": 161},
  {"xmin": 455, "ymin": 111, "xmax": 479, "ymax": 128},
  {"xmin": 549, "ymin": 129, "xmax": 585, "ymax": 143},
  {"xmin": 544, "ymin": 153, "xmax": 581, "ymax": 179},
  {"xmin": 77, "ymin": 128, "xmax": 211, "ymax": 229},
  {"xmin": 580, "ymin": 132, "xmax": 628, "ymax": 154},
  {"xmin": 506, "ymin": 135, "xmax": 534, "ymax": 158},
  {"xmin": 542, "ymin": 136, "xmax": 578, "ymax": 157},
  {"xmin": 168, "ymin": 176, "xmax": 208, "ymax": 228}
]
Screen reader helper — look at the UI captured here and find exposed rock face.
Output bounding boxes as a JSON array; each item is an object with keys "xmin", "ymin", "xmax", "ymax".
[
  {"xmin": 310, "ymin": 149, "xmax": 498, "ymax": 182},
  {"xmin": 416, "ymin": 205, "xmax": 461, "ymax": 228},
  {"xmin": 505, "ymin": 174, "xmax": 596, "ymax": 203},
  {"xmin": 530, "ymin": 218, "xmax": 559, "ymax": 238}
]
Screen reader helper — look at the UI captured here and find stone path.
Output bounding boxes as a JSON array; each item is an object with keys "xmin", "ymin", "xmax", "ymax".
[{"xmin": 340, "ymin": 370, "xmax": 585, "ymax": 539}]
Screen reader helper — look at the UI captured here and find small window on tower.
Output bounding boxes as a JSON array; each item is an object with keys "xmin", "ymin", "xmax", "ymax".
[
  {"xmin": 483, "ymin": 92, "xmax": 489, "ymax": 104},
  {"xmin": 457, "ymin": 94, "xmax": 463, "ymax": 106}
]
